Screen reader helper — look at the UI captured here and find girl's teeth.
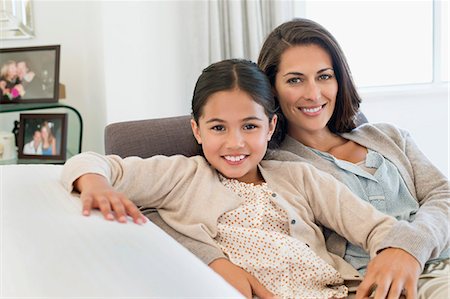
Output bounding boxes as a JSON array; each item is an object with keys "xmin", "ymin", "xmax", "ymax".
[
  {"xmin": 225, "ymin": 155, "xmax": 246, "ymax": 162},
  {"xmin": 302, "ymin": 106, "xmax": 322, "ymax": 113}
]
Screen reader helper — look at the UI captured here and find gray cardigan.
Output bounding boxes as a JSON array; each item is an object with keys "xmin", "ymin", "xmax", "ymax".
[{"xmin": 266, "ymin": 123, "xmax": 449, "ymax": 269}]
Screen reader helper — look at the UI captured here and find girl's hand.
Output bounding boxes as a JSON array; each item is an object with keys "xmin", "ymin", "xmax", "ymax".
[
  {"xmin": 74, "ymin": 173, "xmax": 147, "ymax": 225},
  {"xmin": 209, "ymin": 258, "xmax": 279, "ymax": 299},
  {"xmin": 356, "ymin": 248, "xmax": 421, "ymax": 299}
]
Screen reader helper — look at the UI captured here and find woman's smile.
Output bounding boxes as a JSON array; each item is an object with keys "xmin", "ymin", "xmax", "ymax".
[{"xmin": 299, "ymin": 103, "xmax": 327, "ymax": 116}]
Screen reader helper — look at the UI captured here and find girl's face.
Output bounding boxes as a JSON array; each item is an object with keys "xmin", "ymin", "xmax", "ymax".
[
  {"xmin": 274, "ymin": 44, "xmax": 338, "ymax": 137},
  {"xmin": 191, "ymin": 88, "xmax": 277, "ymax": 184}
]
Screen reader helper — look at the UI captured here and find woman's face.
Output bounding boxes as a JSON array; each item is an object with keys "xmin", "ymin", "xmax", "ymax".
[
  {"xmin": 7, "ymin": 64, "xmax": 17, "ymax": 79},
  {"xmin": 274, "ymin": 44, "xmax": 338, "ymax": 137},
  {"xmin": 41, "ymin": 127, "xmax": 48, "ymax": 140}
]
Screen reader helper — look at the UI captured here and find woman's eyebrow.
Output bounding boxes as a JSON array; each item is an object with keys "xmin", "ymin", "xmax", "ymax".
[
  {"xmin": 283, "ymin": 71, "xmax": 304, "ymax": 77},
  {"xmin": 283, "ymin": 67, "xmax": 334, "ymax": 77},
  {"xmin": 318, "ymin": 67, "xmax": 334, "ymax": 73}
]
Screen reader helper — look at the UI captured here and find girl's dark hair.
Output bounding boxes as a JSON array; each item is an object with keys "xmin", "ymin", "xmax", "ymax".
[
  {"xmin": 192, "ymin": 59, "xmax": 276, "ymax": 121},
  {"xmin": 191, "ymin": 59, "xmax": 277, "ymax": 148},
  {"xmin": 257, "ymin": 18, "xmax": 362, "ymax": 144}
]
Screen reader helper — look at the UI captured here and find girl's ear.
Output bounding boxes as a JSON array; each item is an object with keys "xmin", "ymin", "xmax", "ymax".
[
  {"xmin": 267, "ymin": 114, "xmax": 278, "ymax": 141},
  {"xmin": 190, "ymin": 119, "xmax": 202, "ymax": 144}
]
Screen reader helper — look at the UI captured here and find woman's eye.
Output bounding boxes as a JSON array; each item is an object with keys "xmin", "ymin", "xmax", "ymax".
[
  {"xmin": 287, "ymin": 77, "xmax": 302, "ymax": 84},
  {"xmin": 243, "ymin": 124, "xmax": 257, "ymax": 130},
  {"xmin": 211, "ymin": 125, "xmax": 225, "ymax": 131},
  {"xmin": 319, "ymin": 74, "xmax": 333, "ymax": 80}
]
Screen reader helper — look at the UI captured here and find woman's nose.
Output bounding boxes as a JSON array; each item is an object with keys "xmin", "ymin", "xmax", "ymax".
[{"xmin": 304, "ymin": 80, "xmax": 321, "ymax": 101}]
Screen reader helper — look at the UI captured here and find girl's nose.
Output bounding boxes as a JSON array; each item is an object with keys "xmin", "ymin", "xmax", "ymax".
[{"xmin": 226, "ymin": 130, "xmax": 245, "ymax": 148}]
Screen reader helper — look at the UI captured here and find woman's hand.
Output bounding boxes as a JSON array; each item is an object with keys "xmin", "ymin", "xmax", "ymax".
[
  {"xmin": 209, "ymin": 258, "xmax": 279, "ymax": 299},
  {"xmin": 356, "ymin": 248, "xmax": 421, "ymax": 299},
  {"xmin": 74, "ymin": 173, "xmax": 147, "ymax": 224}
]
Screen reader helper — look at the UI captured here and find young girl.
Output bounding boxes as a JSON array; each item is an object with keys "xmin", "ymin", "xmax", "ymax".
[{"xmin": 62, "ymin": 59, "xmax": 399, "ymax": 298}]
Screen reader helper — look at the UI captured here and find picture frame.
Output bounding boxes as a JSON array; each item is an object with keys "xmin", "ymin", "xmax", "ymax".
[
  {"xmin": 0, "ymin": 45, "xmax": 60, "ymax": 104},
  {"xmin": 18, "ymin": 113, "xmax": 67, "ymax": 161}
]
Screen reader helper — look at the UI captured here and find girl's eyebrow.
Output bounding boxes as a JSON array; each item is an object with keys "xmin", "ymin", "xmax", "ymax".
[
  {"xmin": 205, "ymin": 116, "xmax": 264, "ymax": 124},
  {"xmin": 282, "ymin": 67, "xmax": 334, "ymax": 77}
]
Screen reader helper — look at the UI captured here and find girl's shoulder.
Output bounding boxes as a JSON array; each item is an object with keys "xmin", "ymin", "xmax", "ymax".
[{"xmin": 260, "ymin": 159, "xmax": 322, "ymax": 178}]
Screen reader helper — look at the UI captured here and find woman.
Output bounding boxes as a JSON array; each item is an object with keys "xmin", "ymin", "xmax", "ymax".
[
  {"xmin": 258, "ymin": 18, "xmax": 449, "ymax": 299},
  {"xmin": 40, "ymin": 121, "xmax": 57, "ymax": 155}
]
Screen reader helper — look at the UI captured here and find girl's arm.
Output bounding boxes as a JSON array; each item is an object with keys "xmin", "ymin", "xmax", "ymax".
[
  {"xmin": 295, "ymin": 163, "xmax": 395, "ymax": 255},
  {"xmin": 61, "ymin": 152, "xmax": 200, "ymax": 221},
  {"xmin": 74, "ymin": 173, "xmax": 147, "ymax": 224},
  {"xmin": 294, "ymin": 163, "xmax": 420, "ymax": 299},
  {"xmin": 209, "ymin": 258, "xmax": 277, "ymax": 299}
]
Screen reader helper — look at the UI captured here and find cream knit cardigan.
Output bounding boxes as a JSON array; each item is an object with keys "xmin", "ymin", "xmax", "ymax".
[{"xmin": 61, "ymin": 152, "xmax": 396, "ymax": 280}]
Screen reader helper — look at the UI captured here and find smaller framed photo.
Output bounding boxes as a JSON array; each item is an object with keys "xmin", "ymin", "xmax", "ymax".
[
  {"xmin": 0, "ymin": 45, "xmax": 60, "ymax": 104},
  {"xmin": 18, "ymin": 113, "xmax": 67, "ymax": 161}
]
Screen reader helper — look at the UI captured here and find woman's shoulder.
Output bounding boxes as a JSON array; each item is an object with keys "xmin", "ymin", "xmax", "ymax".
[{"xmin": 347, "ymin": 122, "xmax": 411, "ymax": 143}]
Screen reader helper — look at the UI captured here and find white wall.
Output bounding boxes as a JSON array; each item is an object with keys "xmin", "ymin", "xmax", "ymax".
[
  {"xmin": 1, "ymin": 0, "xmax": 448, "ymax": 175},
  {"xmin": 1, "ymin": 0, "xmax": 106, "ymax": 153},
  {"xmin": 100, "ymin": 1, "xmax": 208, "ymax": 124}
]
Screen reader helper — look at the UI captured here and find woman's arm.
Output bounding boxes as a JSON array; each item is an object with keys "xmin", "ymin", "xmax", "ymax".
[
  {"xmin": 378, "ymin": 128, "xmax": 449, "ymax": 265},
  {"xmin": 51, "ymin": 138, "xmax": 57, "ymax": 155},
  {"xmin": 356, "ymin": 247, "xmax": 420, "ymax": 299}
]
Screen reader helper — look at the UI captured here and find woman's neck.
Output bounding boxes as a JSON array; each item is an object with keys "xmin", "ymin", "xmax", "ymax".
[{"xmin": 287, "ymin": 126, "xmax": 347, "ymax": 153}]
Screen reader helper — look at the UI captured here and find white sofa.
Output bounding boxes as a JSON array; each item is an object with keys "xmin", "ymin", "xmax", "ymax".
[{"xmin": 0, "ymin": 164, "xmax": 241, "ymax": 298}]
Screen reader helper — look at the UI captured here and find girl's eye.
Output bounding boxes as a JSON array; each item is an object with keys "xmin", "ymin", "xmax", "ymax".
[
  {"xmin": 211, "ymin": 125, "xmax": 225, "ymax": 131},
  {"xmin": 243, "ymin": 124, "xmax": 257, "ymax": 130},
  {"xmin": 287, "ymin": 77, "xmax": 302, "ymax": 84},
  {"xmin": 318, "ymin": 74, "xmax": 333, "ymax": 80}
]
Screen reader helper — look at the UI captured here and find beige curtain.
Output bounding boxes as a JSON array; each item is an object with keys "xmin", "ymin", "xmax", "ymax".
[{"xmin": 206, "ymin": 0, "xmax": 296, "ymax": 63}]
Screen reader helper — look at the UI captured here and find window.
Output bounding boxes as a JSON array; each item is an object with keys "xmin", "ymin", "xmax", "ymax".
[
  {"xmin": 295, "ymin": 0, "xmax": 448, "ymax": 88},
  {"xmin": 438, "ymin": 0, "xmax": 448, "ymax": 82}
]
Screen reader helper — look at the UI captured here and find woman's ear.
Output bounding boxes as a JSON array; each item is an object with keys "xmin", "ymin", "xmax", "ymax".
[
  {"xmin": 267, "ymin": 114, "xmax": 278, "ymax": 141},
  {"xmin": 190, "ymin": 119, "xmax": 202, "ymax": 144}
]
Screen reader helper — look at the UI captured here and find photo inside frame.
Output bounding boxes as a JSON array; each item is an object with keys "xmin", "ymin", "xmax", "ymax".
[
  {"xmin": 20, "ymin": 114, "xmax": 66, "ymax": 159},
  {"xmin": 0, "ymin": 46, "xmax": 59, "ymax": 103}
]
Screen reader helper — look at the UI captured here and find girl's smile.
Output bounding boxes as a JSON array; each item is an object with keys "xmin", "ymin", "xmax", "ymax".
[{"xmin": 191, "ymin": 88, "xmax": 277, "ymax": 184}]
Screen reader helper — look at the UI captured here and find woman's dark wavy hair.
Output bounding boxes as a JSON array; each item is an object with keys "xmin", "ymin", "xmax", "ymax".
[
  {"xmin": 191, "ymin": 58, "xmax": 278, "ymax": 149},
  {"xmin": 257, "ymin": 18, "xmax": 362, "ymax": 145}
]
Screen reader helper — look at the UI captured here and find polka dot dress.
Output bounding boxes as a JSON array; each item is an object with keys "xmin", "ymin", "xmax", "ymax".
[{"xmin": 215, "ymin": 176, "xmax": 348, "ymax": 299}]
